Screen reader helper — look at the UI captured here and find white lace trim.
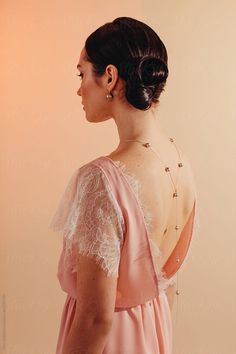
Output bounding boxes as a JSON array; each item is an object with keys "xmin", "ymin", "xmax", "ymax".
[
  {"xmin": 111, "ymin": 160, "xmax": 154, "ymax": 234},
  {"xmin": 49, "ymin": 164, "xmax": 125, "ymax": 278},
  {"xmin": 50, "ymin": 158, "xmax": 200, "ymax": 287},
  {"xmin": 107, "ymin": 159, "xmax": 200, "ymax": 290}
]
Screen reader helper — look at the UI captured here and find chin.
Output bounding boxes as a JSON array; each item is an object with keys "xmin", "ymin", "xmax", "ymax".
[{"xmin": 85, "ymin": 112, "xmax": 112, "ymax": 123}]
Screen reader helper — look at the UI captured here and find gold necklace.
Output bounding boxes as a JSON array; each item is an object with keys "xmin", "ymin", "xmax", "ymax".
[{"xmin": 121, "ymin": 137, "xmax": 184, "ymax": 297}]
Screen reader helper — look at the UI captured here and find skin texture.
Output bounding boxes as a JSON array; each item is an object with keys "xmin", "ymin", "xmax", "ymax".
[
  {"xmin": 77, "ymin": 47, "xmax": 168, "ymax": 148},
  {"xmin": 62, "ymin": 47, "xmax": 188, "ymax": 353}
]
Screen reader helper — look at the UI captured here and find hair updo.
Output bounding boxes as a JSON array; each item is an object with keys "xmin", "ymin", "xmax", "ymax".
[{"xmin": 84, "ymin": 17, "xmax": 169, "ymax": 110}]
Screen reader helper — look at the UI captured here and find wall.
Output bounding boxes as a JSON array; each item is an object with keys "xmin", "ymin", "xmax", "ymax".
[{"xmin": 1, "ymin": 0, "xmax": 235, "ymax": 353}]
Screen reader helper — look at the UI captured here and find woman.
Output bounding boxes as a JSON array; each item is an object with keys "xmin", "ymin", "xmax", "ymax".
[{"xmin": 50, "ymin": 16, "xmax": 198, "ymax": 354}]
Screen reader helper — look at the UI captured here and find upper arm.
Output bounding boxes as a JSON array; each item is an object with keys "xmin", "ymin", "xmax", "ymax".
[
  {"xmin": 68, "ymin": 165, "xmax": 125, "ymax": 324},
  {"xmin": 74, "ymin": 253, "xmax": 119, "ymax": 326}
]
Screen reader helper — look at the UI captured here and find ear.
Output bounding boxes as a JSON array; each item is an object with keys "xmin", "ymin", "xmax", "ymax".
[{"xmin": 105, "ymin": 64, "xmax": 119, "ymax": 92}]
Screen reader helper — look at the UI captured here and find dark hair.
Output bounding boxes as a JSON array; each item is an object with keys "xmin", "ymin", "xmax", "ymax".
[{"xmin": 84, "ymin": 16, "xmax": 169, "ymax": 110}]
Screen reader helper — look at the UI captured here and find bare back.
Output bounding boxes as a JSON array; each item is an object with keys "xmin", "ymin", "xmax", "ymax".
[{"xmin": 106, "ymin": 135, "xmax": 196, "ymax": 271}]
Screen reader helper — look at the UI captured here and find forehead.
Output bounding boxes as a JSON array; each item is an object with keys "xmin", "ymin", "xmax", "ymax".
[{"xmin": 77, "ymin": 47, "xmax": 87, "ymax": 68}]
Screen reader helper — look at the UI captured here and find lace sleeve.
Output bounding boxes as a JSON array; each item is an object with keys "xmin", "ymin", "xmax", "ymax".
[{"xmin": 49, "ymin": 164, "xmax": 126, "ymax": 278}]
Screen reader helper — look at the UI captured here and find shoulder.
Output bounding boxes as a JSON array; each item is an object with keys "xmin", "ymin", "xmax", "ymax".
[
  {"xmin": 76, "ymin": 158, "xmax": 111, "ymax": 190},
  {"xmin": 78, "ymin": 156, "xmax": 109, "ymax": 175},
  {"xmin": 49, "ymin": 157, "xmax": 112, "ymax": 232},
  {"xmin": 65, "ymin": 156, "xmax": 107, "ymax": 186}
]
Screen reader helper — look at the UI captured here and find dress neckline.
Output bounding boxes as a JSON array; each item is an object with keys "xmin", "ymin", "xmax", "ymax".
[
  {"xmin": 94, "ymin": 155, "xmax": 197, "ymax": 289},
  {"xmin": 101, "ymin": 156, "xmax": 152, "ymax": 230},
  {"xmin": 96, "ymin": 155, "xmax": 185, "ymax": 290},
  {"xmin": 99, "ymin": 155, "xmax": 162, "ymax": 265}
]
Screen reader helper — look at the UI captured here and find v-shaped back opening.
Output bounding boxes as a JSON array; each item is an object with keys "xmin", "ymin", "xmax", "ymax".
[
  {"xmin": 99, "ymin": 155, "xmax": 196, "ymax": 280},
  {"xmin": 101, "ymin": 156, "xmax": 154, "ymax": 237}
]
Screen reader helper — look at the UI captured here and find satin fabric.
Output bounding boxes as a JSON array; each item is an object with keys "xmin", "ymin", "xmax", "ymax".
[{"xmin": 55, "ymin": 156, "xmax": 196, "ymax": 354}]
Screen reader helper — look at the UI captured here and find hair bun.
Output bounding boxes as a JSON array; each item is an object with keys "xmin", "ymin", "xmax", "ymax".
[
  {"xmin": 118, "ymin": 56, "xmax": 168, "ymax": 86},
  {"xmin": 118, "ymin": 55, "xmax": 169, "ymax": 110},
  {"xmin": 139, "ymin": 56, "xmax": 169, "ymax": 86}
]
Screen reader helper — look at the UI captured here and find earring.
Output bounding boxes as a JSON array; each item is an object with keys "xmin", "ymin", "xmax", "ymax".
[{"xmin": 106, "ymin": 92, "xmax": 113, "ymax": 101}]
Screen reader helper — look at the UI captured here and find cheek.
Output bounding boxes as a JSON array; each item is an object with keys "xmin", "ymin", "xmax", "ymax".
[
  {"xmin": 80, "ymin": 79, "xmax": 91, "ymax": 97},
  {"xmin": 80, "ymin": 77, "xmax": 104, "ymax": 107}
]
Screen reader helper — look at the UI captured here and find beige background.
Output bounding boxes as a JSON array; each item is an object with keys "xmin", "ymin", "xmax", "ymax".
[{"xmin": 1, "ymin": 0, "xmax": 236, "ymax": 353}]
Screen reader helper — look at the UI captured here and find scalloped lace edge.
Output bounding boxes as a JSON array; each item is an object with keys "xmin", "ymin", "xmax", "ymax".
[{"xmin": 106, "ymin": 159, "xmax": 200, "ymax": 290}]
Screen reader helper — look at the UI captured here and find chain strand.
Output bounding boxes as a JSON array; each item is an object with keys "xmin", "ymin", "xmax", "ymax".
[{"xmin": 121, "ymin": 137, "xmax": 184, "ymax": 303}]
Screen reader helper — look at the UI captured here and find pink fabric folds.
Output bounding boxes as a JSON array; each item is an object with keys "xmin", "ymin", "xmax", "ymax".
[{"xmin": 52, "ymin": 156, "xmax": 197, "ymax": 354}]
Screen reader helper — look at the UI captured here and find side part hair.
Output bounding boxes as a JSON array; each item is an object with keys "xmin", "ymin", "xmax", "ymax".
[{"xmin": 84, "ymin": 16, "xmax": 169, "ymax": 110}]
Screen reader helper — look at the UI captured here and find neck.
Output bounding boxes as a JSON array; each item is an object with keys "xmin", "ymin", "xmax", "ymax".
[{"xmin": 116, "ymin": 110, "xmax": 167, "ymax": 150}]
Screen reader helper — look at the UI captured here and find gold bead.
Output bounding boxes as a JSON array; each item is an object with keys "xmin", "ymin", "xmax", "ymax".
[
  {"xmin": 176, "ymin": 258, "xmax": 180, "ymax": 263},
  {"xmin": 173, "ymin": 192, "xmax": 178, "ymax": 197},
  {"xmin": 165, "ymin": 167, "xmax": 170, "ymax": 172},
  {"xmin": 176, "ymin": 290, "xmax": 180, "ymax": 295},
  {"xmin": 178, "ymin": 162, "xmax": 183, "ymax": 167},
  {"xmin": 170, "ymin": 138, "xmax": 174, "ymax": 142},
  {"xmin": 143, "ymin": 143, "xmax": 150, "ymax": 148},
  {"xmin": 175, "ymin": 225, "xmax": 179, "ymax": 230}
]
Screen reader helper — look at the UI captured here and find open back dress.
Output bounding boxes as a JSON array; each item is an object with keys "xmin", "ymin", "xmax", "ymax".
[{"xmin": 49, "ymin": 154, "xmax": 199, "ymax": 354}]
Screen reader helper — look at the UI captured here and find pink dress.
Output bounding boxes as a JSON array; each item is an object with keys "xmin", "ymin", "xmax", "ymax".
[{"xmin": 49, "ymin": 155, "xmax": 198, "ymax": 354}]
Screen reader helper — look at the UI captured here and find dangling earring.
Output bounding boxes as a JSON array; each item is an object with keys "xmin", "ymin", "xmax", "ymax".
[{"xmin": 106, "ymin": 91, "xmax": 113, "ymax": 101}]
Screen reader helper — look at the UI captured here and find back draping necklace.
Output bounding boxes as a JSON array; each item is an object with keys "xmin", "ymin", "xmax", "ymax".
[{"xmin": 121, "ymin": 137, "xmax": 184, "ymax": 298}]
